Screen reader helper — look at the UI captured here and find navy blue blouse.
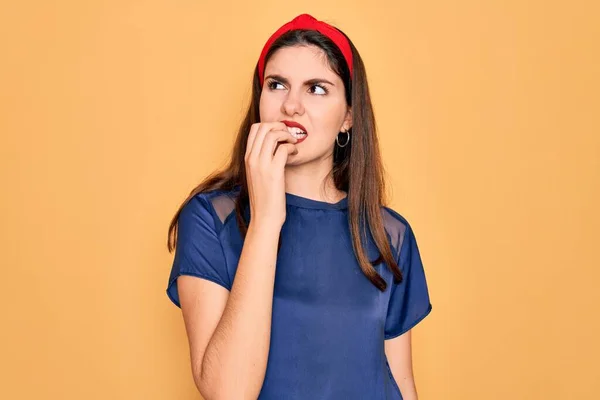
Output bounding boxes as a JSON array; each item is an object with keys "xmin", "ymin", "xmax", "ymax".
[{"xmin": 167, "ymin": 186, "xmax": 432, "ymax": 399}]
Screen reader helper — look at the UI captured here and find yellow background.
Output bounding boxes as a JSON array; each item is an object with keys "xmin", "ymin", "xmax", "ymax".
[{"xmin": 1, "ymin": 1, "xmax": 598, "ymax": 399}]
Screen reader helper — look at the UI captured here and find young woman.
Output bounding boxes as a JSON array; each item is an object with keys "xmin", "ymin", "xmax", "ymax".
[{"xmin": 166, "ymin": 13, "xmax": 432, "ymax": 400}]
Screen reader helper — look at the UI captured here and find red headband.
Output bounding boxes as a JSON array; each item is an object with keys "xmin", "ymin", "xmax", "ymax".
[{"xmin": 257, "ymin": 14, "xmax": 354, "ymax": 84}]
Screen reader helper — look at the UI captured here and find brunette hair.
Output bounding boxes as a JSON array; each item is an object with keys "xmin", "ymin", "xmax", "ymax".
[{"xmin": 167, "ymin": 28, "xmax": 402, "ymax": 291}]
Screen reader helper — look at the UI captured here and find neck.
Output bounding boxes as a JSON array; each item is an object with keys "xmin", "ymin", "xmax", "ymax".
[{"xmin": 284, "ymin": 158, "xmax": 347, "ymax": 203}]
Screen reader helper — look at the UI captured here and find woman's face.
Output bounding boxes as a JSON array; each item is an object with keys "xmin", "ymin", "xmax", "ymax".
[{"xmin": 259, "ymin": 45, "xmax": 352, "ymax": 165}]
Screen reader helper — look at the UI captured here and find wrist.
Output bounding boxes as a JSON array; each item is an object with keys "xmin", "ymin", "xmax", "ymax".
[{"xmin": 248, "ymin": 219, "xmax": 283, "ymax": 237}]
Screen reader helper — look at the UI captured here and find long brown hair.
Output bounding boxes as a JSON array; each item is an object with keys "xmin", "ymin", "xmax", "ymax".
[{"xmin": 167, "ymin": 28, "xmax": 403, "ymax": 291}]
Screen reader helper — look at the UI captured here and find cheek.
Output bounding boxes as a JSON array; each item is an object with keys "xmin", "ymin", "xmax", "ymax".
[
  {"xmin": 258, "ymin": 92, "xmax": 267, "ymax": 120},
  {"xmin": 259, "ymin": 92, "xmax": 279, "ymax": 121},
  {"xmin": 308, "ymin": 102, "xmax": 344, "ymax": 132}
]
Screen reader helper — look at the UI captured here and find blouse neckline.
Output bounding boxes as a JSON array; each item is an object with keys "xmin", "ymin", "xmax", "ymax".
[{"xmin": 285, "ymin": 192, "xmax": 348, "ymax": 210}]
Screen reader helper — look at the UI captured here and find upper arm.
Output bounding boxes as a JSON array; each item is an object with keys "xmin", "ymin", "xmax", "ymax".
[
  {"xmin": 385, "ymin": 330, "xmax": 418, "ymax": 399},
  {"xmin": 385, "ymin": 329, "xmax": 413, "ymax": 380},
  {"xmin": 165, "ymin": 194, "xmax": 234, "ymax": 391},
  {"xmin": 178, "ymin": 275, "xmax": 229, "ymax": 389},
  {"xmin": 382, "ymin": 210, "xmax": 432, "ymax": 399},
  {"xmin": 383, "ymin": 213, "xmax": 432, "ymax": 340}
]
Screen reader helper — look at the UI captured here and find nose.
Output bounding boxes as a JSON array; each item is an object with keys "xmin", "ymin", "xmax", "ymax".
[{"xmin": 281, "ymin": 89, "xmax": 305, "ymax": 116}]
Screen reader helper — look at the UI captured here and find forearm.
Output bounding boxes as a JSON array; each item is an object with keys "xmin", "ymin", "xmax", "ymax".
[
  {"xmin": 397, "ymin": 377, "xmax": 418, "ymax": 400},
  {"xmin": 199, "ymin": 222, "xmax": 280, "ymax": 399}
]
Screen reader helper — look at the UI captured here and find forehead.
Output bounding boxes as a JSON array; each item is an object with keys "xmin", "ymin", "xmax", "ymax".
[{"xmin": 264, "ymin": 45, "xmax": 338, "ymax": 80}]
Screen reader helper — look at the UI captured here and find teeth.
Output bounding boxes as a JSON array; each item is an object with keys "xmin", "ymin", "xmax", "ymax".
[
  {"xmin": 290, "ymin": 132, "xmax": 307, "ymax": 139},
  {"xmin": 286, "ymin": 126, "xmax": 307, "ymax": 137}
]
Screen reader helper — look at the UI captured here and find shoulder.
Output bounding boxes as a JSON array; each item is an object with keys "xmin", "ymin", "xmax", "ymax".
[
  {"xmin": 380, "ymin": 205, "xmax": 413, "ymax": 257},
  {"xmin": 179, "ymin": 186, "xmax": 241, "ymax": 232}
]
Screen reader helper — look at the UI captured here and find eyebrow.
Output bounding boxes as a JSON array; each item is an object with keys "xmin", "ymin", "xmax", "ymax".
[{"xmin": 264, "ymin": 74, "xmax": 336, "ymax": 87}]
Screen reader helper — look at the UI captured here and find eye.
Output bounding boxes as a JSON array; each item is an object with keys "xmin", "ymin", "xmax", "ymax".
[
  {"xmin": 309, "ymin": 84, "xmax": 329, "ymax": 95},
  {"xmin": 267, "ymin": 80, "xmax": 285, "ymax": 90}
]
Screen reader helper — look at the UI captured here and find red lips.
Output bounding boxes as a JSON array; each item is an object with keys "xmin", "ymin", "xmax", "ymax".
[{"xmin": 281, "ymin": 120, "xmax": 308, "ymax": 134}]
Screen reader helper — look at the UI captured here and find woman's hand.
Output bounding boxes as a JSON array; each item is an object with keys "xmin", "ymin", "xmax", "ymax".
[{"xmin": 244, "ymin": 121, "xmax": 298, "ymax": 228}]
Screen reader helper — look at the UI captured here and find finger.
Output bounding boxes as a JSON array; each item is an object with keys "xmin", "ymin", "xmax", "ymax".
[
  {"xmin": 259, "ymin": 129, "xmax": 297, "ymax": 162},
  {"xmin": 248, "ymin": 122, "xmax": 288, "ymax": 163},
  {"xmin": 245, "ymin": 123, "xmax": 261, "ymax": 160},
  {"xmin": 272, "ymin": 142, "xmax": 298, "ymax": 170}
]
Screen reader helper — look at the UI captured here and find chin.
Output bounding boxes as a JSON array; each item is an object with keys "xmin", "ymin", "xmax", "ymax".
[
  {"xmin": 285, "ymin": 155, "xmax": 303, "ymax": 166},
  {"xmin": 285, "ymin": 158, "xmax": 298, "ymax": 166}
]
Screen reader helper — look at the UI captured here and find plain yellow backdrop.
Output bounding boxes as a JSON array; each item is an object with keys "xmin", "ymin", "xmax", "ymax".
[{"xmin": 1, "ymin": 1, "xmax": 598, "ymax": 399}]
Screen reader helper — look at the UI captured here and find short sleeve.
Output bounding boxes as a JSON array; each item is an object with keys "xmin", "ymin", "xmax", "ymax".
[
  {"xmin": 384, "ymin": 221, "xmax": 432, "ymax": 339},
  {"xmin": 166, "ymin": 194, "xmax": 231, "ymax": 308}
]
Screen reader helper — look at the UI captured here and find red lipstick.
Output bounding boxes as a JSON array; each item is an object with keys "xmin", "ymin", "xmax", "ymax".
[{"xmin": 281, "ymin": 120, "xmax": 308, "ymax": 144}]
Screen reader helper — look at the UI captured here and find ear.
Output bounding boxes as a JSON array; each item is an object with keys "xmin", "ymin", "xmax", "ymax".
[{"xmin": 342, "ymin": 107, "xmax": 353, "ymax": 131}]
